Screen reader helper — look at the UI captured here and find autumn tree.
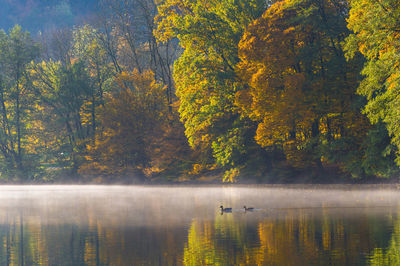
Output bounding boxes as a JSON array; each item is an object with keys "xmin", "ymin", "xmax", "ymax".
[
  {"xmin": 80, "ymin": 69, "xmax": 170, "ymax": 179},
  {"xmin": 237, "ymin": 0, "xmax": 369, "ymax": 172},
  {"xmin": 345, "ymin": 0, "xmax": 400, "ymax": 165},
  {"xmin": 29, "ymin": 13, "xmax": 190, "ymax": 181},
  {"xmin": 30, "ymin": 60, "xmax": 93, "ymax": 174},
  {"xmin": 97, "ymin": 0, "xmax": 178, "ymax": 104},
  {"xmin": 73, "ymin": 24, "xmax": 115, "ymax": 141},
  {"xmin": 41, "ymin": 27, "xmax": 74, "ymax": 66},
  {"xmin": 0, "ymin": 25, "xmax": 40, "ymax": 177},
  {"xmin": 155, "ymin": 0, "xmax": 268, "ymax": 181}
]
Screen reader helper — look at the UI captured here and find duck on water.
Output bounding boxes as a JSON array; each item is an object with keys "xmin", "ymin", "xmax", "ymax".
[
  {"xmin": 244, "ymin": 206, "xmax": 254, "ymax": 212},
  {"xmin": 220, "ymin": 206, "xmax": 232, "ymax": 213},
  {"xmin": 220, "ymin": 206, "xmax": 255, "ymax": 213}
]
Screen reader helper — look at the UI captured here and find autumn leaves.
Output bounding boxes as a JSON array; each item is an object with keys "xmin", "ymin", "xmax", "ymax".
[
  {"xmin": 155, "ymin": 0, "xmax": 399, "ymax": 180},
  {"xmin": 0, "ymin": 0, "xmax": 398, "ymax": 181}
]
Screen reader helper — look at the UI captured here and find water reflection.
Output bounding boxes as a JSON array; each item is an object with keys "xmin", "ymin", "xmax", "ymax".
[
  {"xmin": 183, "ymin": 209, "xmax": 395, "ymax": 266},
  {"xmin": 368, "ymin": 214, "xmax": 400, "ymax": 266},
  {"xmin": 0, "ymin": 186, "xmax": 399, "ymax": 265}
]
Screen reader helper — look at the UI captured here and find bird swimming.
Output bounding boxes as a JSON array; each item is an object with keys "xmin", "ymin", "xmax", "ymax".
[
  {"xmin": 220, "ymin": 205, "xmax": 232, "ymax": 212},
  {"xmin": 244, "ymin": 206, "xmax": 254, "ymax": 211}
]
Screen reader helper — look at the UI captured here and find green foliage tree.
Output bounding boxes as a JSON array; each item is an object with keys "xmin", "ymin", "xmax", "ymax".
[
  {"xmin": 345, "ymin": 0, "xmax": 400, "ymax": 165},
  {"xmin": 73, "ymin": 24, "xmax": 115, "ymax": 141},
  {"xmin": 155, "ymin": 0, "xmax": 267, "ymax": 181},
  {"xmin": 0, "ymin": 25, "xmax": 40, "ymax": 178},
  {"xmin": 30, "ymin": 60, "xmax": 93, "ymax": 174}
]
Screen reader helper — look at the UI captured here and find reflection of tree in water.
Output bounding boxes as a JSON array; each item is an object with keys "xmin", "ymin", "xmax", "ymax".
[
  {"xmin": 183, "ymin": 209, "xmax": 389, "ymax": 265},
  {"xmin": 0, "ymin": 214, "xmax": 187, "ymax": 265},
  {"xmin": 0, "ymin": 208, "xmax": 397, "ymax": 265},
  {"xmin": 369, "ymin": 211, "xmax": 400, "ymax": 265},
  {"xmin": 0, "ymin": 217, "xmax": 93, "ymax": 265},
  {"xmin": 183, "ymin": 215, "xmax": 261, "ymax": 265}
]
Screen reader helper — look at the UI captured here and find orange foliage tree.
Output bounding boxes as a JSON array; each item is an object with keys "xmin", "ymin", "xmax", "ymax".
[
  {"xmin": 237, "ymin": 0, "xmax": 368, "ymax": 169},
  {"xmin": 80, "ymin": 69, "xmax": 170, "ymax": 178}
]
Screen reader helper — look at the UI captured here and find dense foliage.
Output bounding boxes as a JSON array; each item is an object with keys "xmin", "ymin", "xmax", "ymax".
[
  {"xmin": 345, "ymin": 0, "xmax": 400, "ymax": 165},
  {"xmin": 155, "ymin": 0, "xmax": 268, "ymax": 181},
  {"xmin": 0, "ymin": 0, "xmax": 398, "ymax": 182}
]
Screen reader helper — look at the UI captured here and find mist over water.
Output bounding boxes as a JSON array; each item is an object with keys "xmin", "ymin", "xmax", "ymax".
[
  {"xmin": 1, "ymin": 185, "xmax": 399, "ymax": 223},
  {"xmin": 0, "ymin": 185, "xmax": 400, "ymax": 265}
]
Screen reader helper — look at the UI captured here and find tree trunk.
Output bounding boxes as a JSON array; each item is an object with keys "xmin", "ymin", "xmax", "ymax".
[
  {"xmin": 311, "ymin": 118, "xmax": 323, "ymax": 171},
  {"xmin": 15, "ymin": 77, "xmax": 23, "ymax": 171}
]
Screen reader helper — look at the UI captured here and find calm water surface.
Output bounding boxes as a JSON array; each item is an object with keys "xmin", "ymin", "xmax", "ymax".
[{"xmin": 0, "ymin": 185, "xmax": 399, "ymax": 265}]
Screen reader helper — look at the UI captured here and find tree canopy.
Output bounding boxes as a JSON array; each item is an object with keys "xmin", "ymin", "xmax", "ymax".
[
  {"xmin": 0, "ymin": 0, "xmax": 398, "ymax": 182},
  {"xmin": 345, "ymin": 0, "xmax": 400, "ymax": 165}
]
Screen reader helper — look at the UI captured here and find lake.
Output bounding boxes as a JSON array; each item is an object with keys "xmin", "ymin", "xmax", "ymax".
[{"xmin": 0, "ymin": 185, "xmax": 399, "ymax": 265}]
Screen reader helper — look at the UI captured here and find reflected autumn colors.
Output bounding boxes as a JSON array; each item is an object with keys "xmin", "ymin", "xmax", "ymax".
[
  {"xmin": 183, "ymin": 209, "xmax": 399, "ymax": 266},
  {"xmin": 0, "ymin": 186, "xmax": 400, "ymax": 265}
]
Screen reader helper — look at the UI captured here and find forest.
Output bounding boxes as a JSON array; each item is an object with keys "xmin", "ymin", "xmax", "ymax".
[{"xmin": 0, "ymin": 0, "xmax": 398, "ymax": 183}]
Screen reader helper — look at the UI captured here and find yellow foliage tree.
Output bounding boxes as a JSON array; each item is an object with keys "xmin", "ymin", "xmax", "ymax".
[
  {"xmin": 80, "ymin": 69, "xmax": 169, "ymax": 179},
  {"xmin": 237, "ymin": 0, "xmax": 368, "ymax": 169}
]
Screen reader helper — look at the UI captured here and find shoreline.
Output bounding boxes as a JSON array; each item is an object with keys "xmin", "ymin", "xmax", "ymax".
[{"xmin": 0, "ymin": 183, "xmax": 399, "ymax": 191}]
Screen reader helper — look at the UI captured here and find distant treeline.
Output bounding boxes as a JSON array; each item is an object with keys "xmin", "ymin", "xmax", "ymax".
[
  {"xmin": 0, "ymin": 0, "xmax": 398, "ymax": 183},
  {"xmin": 0, "ymin": 0, "xmax": 98, "ymax": 33}
]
